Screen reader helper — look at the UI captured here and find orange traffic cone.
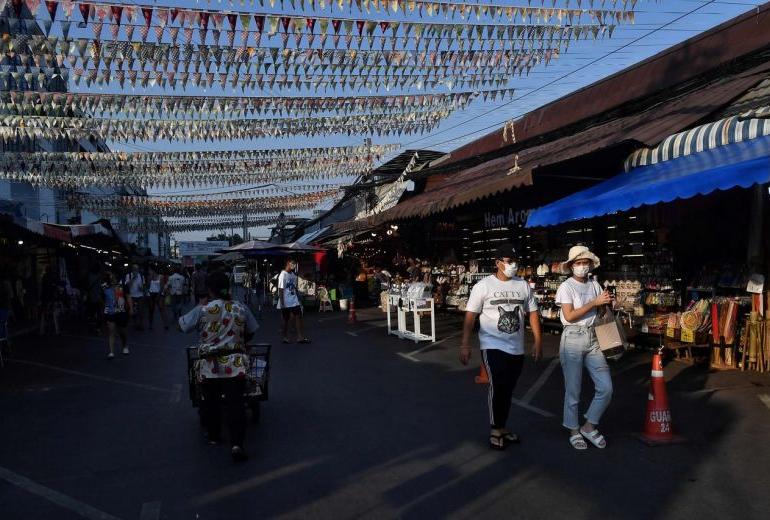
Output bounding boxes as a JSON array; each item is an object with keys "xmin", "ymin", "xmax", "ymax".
[
  {"xmin": 347, "ymin": 299, "xmax": 357, "ymax": 324},
  {"xmin": 474, "ymin": 364, "xmax": 489, "ymax": 384},
  {"xmin": 639, "ymin": 352, "xmax": 684, "ymax": 445}
]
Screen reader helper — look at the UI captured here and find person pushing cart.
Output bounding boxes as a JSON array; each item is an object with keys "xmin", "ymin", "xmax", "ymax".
[{"xmin": 179, "ymin": 270, "xmax": 260, "ymax": 462}]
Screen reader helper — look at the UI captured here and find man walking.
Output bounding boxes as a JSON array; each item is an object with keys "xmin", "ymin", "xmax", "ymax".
[
  {"xmin": 277, "ymin": 259, "xmax": 310, "ymax": 344},
  {"xmin": 459, "ymin": 243, "xmax": 542, "ymax": 450},
  {"xmin": 124, "ymin": 264, "xmax": 146, "ymax": 331},
  {"xmin": 165, "ymin": 267, "xmax": 188, "ymax": 320}
]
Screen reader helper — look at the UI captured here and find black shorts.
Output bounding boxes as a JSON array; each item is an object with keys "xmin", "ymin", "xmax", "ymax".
[
  {"xmin": 104, "ymin": 312, "xmax": 128, "ymax": 327},
  {"xmin": 281, "ymin": 306, "xmax": 302, "ymax": 320}
]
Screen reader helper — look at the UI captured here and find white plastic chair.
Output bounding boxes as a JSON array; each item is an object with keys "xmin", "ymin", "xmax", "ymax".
[{"xmin": 318, "ymin": 287, "xmax": 333, "ymax": 312}]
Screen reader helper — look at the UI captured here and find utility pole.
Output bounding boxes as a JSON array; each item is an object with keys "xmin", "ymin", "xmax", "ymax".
[
  {"xmin": 156, "ymin": 216, "xmax": 162, "ymax": 257},
  {"xmin": 242, "ymin": 213, "xmax": 248, "ymax": 241}
]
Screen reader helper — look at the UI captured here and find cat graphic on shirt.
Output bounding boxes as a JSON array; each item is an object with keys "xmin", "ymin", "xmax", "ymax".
[{"xmin": 497, "ymin": 306, "xmax": 521, "ymax": 334}]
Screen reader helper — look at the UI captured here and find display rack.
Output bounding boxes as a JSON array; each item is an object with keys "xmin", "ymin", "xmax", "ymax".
[{"xmin": 387, "ymin": 295, "xmax": 436, "ymax": 343}]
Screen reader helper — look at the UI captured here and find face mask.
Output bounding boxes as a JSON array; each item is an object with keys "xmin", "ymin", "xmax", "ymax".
[
  {"xmin": 572, "ymin": 264, "xmax": 591, "ymax": 278},
  {"xmin": 502, "ymin": 262, "xmax": 518, "ymax": 278}
]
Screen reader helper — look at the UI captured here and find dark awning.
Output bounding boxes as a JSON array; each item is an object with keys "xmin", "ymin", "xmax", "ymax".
[
  {"xmin": 526, "ymin": 135, "xmax": 770, "ymax": 228},
  {"xmin": 370, "ymin": 154, "xmax": 532, "ymax": 223}
]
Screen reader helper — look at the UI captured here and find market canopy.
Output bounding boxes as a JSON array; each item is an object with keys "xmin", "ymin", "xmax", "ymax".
[
  {"xmin": 295, "ymin": 226, "xmax": 331, "ymax": 245},
  {"xmin": 225, "ymin": 240, "xmax": 324, "ymax": 255},
  {"xmin": 526, "ymin": 134, "xmax": 770, "ymax": 228},
  {"xmin": 273, "ymin": 241, "xmax": 326, "ymax": 253},
  {"xmin": 225, "ymin": 240, "xmax": 276, "ymax": 252},
  {"xmin": 212, "ymin": 252, "xmax": 246, "ymax": 263}
]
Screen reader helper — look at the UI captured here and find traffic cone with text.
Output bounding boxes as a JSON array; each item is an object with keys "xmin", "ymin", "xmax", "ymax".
[
  {"xmin": 639, "ymin": 350, "xmax": 685, "ymax": 445},
  {"xmin": 347, "ymin": 298, "xmax": 357, "ymax": 324}
]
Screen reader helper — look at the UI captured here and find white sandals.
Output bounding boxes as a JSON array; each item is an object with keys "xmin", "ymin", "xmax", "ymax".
[
  {"xmin": 569, "ymin": 434, "xmax": 588, "ymax": 450},
  {"xmin": 580, "ymin": 428, "xmax": 607, "ymax": 449}
]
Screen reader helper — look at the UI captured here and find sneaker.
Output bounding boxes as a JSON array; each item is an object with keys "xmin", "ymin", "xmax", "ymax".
[
  {"xmin": 231, "ymin": 446, "xmax": 248, "ymax": 462},
  {"xmin": 107, "ymin": 352, "xmax": 115, "ymax": 359},
  {"xmin": 122, "ymin": 347, "xmax": 130, "ymax": 355}
]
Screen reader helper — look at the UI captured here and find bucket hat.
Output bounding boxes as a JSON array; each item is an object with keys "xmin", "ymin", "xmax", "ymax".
[{"xmin": 561, "ymin": 245, "xmax": 601, "ymax": 274}]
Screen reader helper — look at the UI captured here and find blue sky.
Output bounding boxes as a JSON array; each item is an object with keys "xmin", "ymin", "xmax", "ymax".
[{"xmin": 52, "ymin": 0, "xmax": 764, "ymax": 241}]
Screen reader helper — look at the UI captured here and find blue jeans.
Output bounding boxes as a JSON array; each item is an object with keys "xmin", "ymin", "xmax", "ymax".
[{"xmin": 559, "ymin": 326, "xmax": 613, "ymax": 430}]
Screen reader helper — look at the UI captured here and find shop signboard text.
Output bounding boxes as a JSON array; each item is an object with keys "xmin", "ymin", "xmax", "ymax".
[{"xmin": 483, "ymin": 209, "xmax": 532, "ymax": 229}]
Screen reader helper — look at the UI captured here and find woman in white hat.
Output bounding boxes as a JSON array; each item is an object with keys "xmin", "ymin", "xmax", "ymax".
[{"xmin": 555, "ymin": 246, "xmax": 613, "ymax": 450}]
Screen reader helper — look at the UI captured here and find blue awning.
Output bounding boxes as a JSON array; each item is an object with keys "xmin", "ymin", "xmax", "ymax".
[{"xmin": 526, "ymin": 134, "xmax": 770, "ymax": 228}]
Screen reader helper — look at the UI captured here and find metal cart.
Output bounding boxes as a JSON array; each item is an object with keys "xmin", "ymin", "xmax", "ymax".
[{"xmin": 186, "ymin": 343, "xmax": 271, "ymax": 423}]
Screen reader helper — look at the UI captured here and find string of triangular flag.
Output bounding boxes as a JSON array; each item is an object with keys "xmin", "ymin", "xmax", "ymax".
[
  {"xmin": 0, "ymin": 109, "xmax": 450, "ymax": 142},
  {"xmin": 0, "ymin": 89, "xmax": 509, "ymax": 118},
  {"xmin": 6, "ymin": 35, "xmax": 561, "ymax": 78},
  {"xmin": 4, "ymin": 4, "xmax": 624, "ymax": 50},
  {"xmin": 0, "ymin": 146, "xmax": 397, "ymax": 189},
  {"xmin": 7, "ymin": 0, "xmax": 637, "ymax": 26},
  {"xmin": 68, "ymin": 190, "xmax": 340, "ymax": 218},
  {"xmin": 4, "ymin": 65, "xmax": 515, "ymax": 93},
  {"xmin": 127, "ymin": 214, "xmax": 299, "ymax": 234}
]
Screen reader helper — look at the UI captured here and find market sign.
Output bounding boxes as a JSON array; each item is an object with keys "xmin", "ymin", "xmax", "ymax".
[
  {"xmin": 483, "ymin": 209, "xmax": 532, "ymax": 229},
  {"xmin": 179, "ymin": 241, "xmax": 228, "ymax": 257}
]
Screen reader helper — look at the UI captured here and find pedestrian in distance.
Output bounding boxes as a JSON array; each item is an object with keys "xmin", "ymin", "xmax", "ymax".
[
  {"xmin": 165, "ymin": 267, "xmax": 188, "ymax": 321},
  {"xmin": 38, "ymin": 266, "xmax": 62, "ymax": 336},
  {"xmin": 278, "ymin": 258, "xmax": 310, "ymax": 344},
  {"xmin": 84, "ymin": 264, "xmax": 103, "ymax": 334},
  {"xmin": 460, "ymin": 243, "xmax": 542, "ymax": 450},
  {"xmin": 555, "ymin": 246, "xmax": 614, "ymax": 450},
  {"xmin": 147, "ymin": 267, "xmax": 168, "ymax": 331},
  {"xmin": 102, "ymin": 271, "xmax": 130, "ymax": 358},
  {"xmin": 124, "ymin": 264, "xmax": 146, "ymax": 331},
  {"xmin": 192, "ymin": 264, "xmax": 208, "ymax": 305},
  {"xmin": 178, "ymin": 271, "xmax": 259, "ymax": 462}
]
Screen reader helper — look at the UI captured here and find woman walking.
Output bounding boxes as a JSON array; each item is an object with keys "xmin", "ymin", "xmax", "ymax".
[
  {"xmin": 102, "ymin": 271, "xmax": 130, "ymax": 359},
  {"xmin": 555, "ymin": 246, "xmax": 613, "ymax": 450}
]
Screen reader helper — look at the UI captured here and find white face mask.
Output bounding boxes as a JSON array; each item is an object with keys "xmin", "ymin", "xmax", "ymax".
[
  {"xmin": 572, "ymin": 264, "xmax": 591, "ymax": 278},
  {"xmin": 502, "ymin": 262, "xmax": 518, "ymax": 278}
]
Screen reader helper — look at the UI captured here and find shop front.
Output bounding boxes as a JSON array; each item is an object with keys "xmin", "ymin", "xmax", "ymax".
[
  {"xmin": 525, "ymin": 115, "xmax": 770, "ymax": 371},
  {"xmin": 321, "ymin": 13, "xmax": 770, "ymax": 352},
  {"xmin": 0, "ymin": 208, "xmax": 127, "ymax": 337}
]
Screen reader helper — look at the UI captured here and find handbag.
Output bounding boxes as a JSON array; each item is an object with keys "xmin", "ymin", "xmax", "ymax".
[{"xmin": 594, "ymin": 306, "xmax": 627, "ymax": 352}]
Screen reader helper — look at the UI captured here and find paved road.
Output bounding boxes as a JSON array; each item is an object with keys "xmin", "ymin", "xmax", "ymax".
[{"xmin": 2, "ymin": 306, "xmax": 770, "ymax": 520}]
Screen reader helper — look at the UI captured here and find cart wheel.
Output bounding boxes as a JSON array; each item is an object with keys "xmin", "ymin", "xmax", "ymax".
[{"xmin": 250, "ymin": 402, "xmax": 261, "ymax": 424}]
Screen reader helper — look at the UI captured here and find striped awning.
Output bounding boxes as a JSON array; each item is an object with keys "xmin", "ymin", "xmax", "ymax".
[{"xmin": 624, "ymin": 106, "xmax": 770, "ymax": 171}]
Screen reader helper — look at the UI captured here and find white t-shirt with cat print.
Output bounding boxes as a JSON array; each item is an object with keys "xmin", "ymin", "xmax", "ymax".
[{"xmin": 466, "ymin": 275, "xmax": 538, "ymax": 355}]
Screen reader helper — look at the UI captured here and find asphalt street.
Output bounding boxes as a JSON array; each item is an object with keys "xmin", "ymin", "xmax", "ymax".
[{"xmin": 2, "ymin": 305, "xmax": 770, "ymax": 520}]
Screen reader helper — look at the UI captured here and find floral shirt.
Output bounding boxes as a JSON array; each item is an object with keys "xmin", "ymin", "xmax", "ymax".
[{"xmin": 179, "ymin": 299, "xmax": 259, "ymax": 380}]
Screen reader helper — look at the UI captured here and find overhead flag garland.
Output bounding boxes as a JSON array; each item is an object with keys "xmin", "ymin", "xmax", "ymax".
[
  {"xmin": 0, "ymin": 145, "xmax": 399, "ymax": 188},
  {"xmin": 0, "ymin": 110, "xmax": 450, "ymax": 141},
  {"xmin": 3, "ymin": 35, "xmax": 560, "ymax": 82},
  {"xmin": 0, "ymin": 0, "xmax": 648, "ymax": 232},
  {"xmin": 6, "ymin": 0, "xmax": 637, "ymax": 25},
  {"xmin": 128, "ymin": 214, "xmax": 300, "ymax": 234},
  {"xmin": 4, "ymin": 0, "xmax": 632, "ymax": 49},
  {"xmin": 0, "ymin": 89, "xmax": 510, "ymax": 118},
  {"xmin": 69, "ymin": 190, "xmax": 341, "ymax": 218}
]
